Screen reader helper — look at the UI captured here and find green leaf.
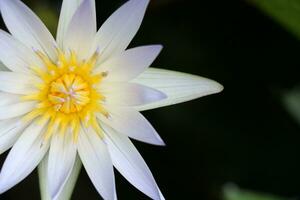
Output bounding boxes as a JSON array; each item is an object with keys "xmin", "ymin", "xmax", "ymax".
[
  {"xmin": 34, "ymin": 5, "xmax": 58, "ymax": 35},
  {"xmin": 223, "ymin": 184, "xmax": 287, "ymax": 200},
  {"xmin": 251, "ymin": 0, "xmax": 300, "ymax": 39},
  {"xmin": 282, "ymin": 87, "xmax": 300, "ymax": 125}
]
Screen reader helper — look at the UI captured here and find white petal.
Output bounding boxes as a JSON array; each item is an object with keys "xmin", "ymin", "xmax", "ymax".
[
  {"xmin": 39, "ymin": 154, "xmax": 82, "ymax": 200},
  {"xmin": 99, "ymin": 106, "xmax": 165, "ymax": 146},
  {"xmin": 158, "ymin": 190, "xmax": 165, "ymax": 200},
  {"xmin": 133, "ymin": 68, "xmax": 224, "ymax": 111},
  {"xmin": 91, "ymin": 0, "xmax": 149, "ymax": 62},
  {"xmin": 77, "ymin": 128, "xmax": 115, "ymax": 200},
  {"xmin": 0, "ymin": 71, "xmax": 38, "ymax": 94},
  {"xmin": 0, "ymin": 117, "xmax": 28, "ymax": 154},
  {"xmin": 100, "ymin": 82, "xmax": 166, "ymax": 106},
  {"xmin": 0, "ymin": 102, "xmax": 36, "ymax": 120},
  {"xmin": 47, "ymin": 133, "xmax": 77, "ymax": 199},
  {"xmin": 0, "ymin": 30, "xmax": 42, "ymax": 74},
  {"xmin": 56, "ymin": 0, "xmax": 86, "ymax": 47},
  {"xmin": 103, "ymin": 124, "xmax": 163, "ymax": 200},
  {"xmin": 0, "ymin": 92, "xmax": 20, "ymax": 106},
  {"xmin": 0, "ymin": 0, "xmax": 57, "ymax": 60},
  {"xmin": 94, "ymin": 45, "xmax": 162, "ymax": 82},
  {"xmin": 64, "ymin": 0, "xmax": 96, "ymax": 58},
  {"xmin": 0, "ymin": 121, "xmax": 49, "ymax": 193}
]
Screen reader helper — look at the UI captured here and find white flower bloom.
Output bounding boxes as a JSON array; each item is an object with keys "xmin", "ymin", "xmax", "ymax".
[{"xmin": 0, "ymin": 0, "xmax": 223, "ymax": 199}]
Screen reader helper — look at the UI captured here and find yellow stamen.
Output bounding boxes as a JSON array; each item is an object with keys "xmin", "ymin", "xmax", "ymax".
[{"xmin": 23, "ymin": 50, "xmax": 108, "ymax": 142}]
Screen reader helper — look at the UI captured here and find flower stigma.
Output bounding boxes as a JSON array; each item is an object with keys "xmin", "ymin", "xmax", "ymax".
[
  {"xmin": 22, "ymin": 49, "xmax": 109, "ymax": 141},
  {"xmin": 48, "ymin": 74, "xmax": 91, "ymax": 114}
]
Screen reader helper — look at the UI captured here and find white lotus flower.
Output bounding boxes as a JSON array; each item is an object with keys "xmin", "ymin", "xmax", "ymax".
[{"xmin": 0, "ymin": 0, "xmax": 223, "ymax": 199}]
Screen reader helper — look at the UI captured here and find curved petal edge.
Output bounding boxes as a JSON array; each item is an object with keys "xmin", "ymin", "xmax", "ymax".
[{"xmin": 132, "ymin": 68, "xmax": 223, "ymax": 111}]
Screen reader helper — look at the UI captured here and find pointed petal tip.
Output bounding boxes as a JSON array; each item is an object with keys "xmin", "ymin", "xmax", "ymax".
[
  {"xmin": 182, "ymin": 73, "xmax": 224, "ymax": 96},
  {"xmin": 142, "ymin": 85, "xmax": 167, "ymax": 104},
  {"xmin": 158, "ymin": 189, "xmax": 166, "ymax": 200},
  {"xmin": 161, "ymin": 141, "xmax": 166, "ymax": 146},
  {"xmin": 152, "ymin": 44, "xmax": 163, "ymax": 52},
  {"xmin": 158, "ymin": 89, "xmax": 168, "ymax": 100},
  {"xmin": 103, "ymin": 126, "xmax": 163, "ymax": 199},
  {"xmin": 152, "ymin": 132, "xmax": 166, "ymax": 146},
  {"xmin": 210, "ymin": 80, "xmax": 224, "ymax": 94},
  {"xmin": 190, "ymin": 74, "xmax": 224, "ymax": 95},
  {"xmin": 142, "ymin": 87, "xmax": 167, "ymax": 107},
  {"xmin": 155, "ymin": 138, "xmax": 166, "ymax": 146},
  {"xmin": 146, "ymin": 44, "xmax": 163, "ymax": 56},
  {"xmin": 133, "ymin": 68, "xmax": 224, "ymax": 111},
  {"xmin": 142, "ymin": 132, "xmax": 166, "ymax": 146},
  {"xmin": 193, "ymin": 77, "xmax": 224, "ymax": 97},
  {"xmin": 78, "ymin": 129, "xmax": 116, "ymax": 200}
]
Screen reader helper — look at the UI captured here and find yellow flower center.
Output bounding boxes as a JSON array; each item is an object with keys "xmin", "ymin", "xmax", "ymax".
[
  {"xmin": 48, "ymin": 74, "xmax": 90, "ymax": 114},
  {"xmin": 22, "ymin": 49, "xmax": 108, "ymax": 141}
]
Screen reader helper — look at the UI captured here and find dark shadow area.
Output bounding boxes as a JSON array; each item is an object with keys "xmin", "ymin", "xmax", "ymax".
[{"xmin": 1, "ymin": 0, "xmax": 300, "ymax": 199}]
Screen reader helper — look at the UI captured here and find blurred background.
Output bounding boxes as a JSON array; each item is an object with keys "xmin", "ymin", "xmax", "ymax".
[{"xmin": 1, "ymin": 0, "xmax": 300, "ymax": 199}]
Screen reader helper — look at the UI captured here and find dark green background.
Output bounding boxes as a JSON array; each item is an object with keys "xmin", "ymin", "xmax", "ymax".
[{"xmin": 1, "ymin": 0, "xmax": 300, "ymax": 199}]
